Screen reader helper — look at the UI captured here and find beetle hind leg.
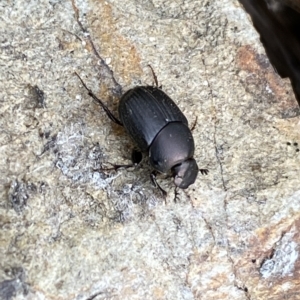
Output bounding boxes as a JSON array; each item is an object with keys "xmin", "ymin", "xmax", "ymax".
[{"xmin": 75, "ymin": 72, "xmax": 123, "ymax": 126}]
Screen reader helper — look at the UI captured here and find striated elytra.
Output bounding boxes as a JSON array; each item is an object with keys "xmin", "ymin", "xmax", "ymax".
[
  {"xmin": 76, "ymin": 71, "xmax": 207, "ymax": 194},
  {"xmin": 119, "ymin": 86, "xmax": 199, "ymax": 189}
]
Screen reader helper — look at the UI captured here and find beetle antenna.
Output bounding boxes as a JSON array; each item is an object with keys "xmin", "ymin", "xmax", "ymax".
[
  {"xmin": 74, "ymin": 72, "xmax": 123, "ymax": 126},
  {"xmin": 147, "ymin": 65, "xmax": 159, "ymax": 87}
]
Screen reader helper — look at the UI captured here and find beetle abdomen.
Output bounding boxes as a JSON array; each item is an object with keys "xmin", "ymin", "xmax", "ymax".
[
  {"xmin": 119, "ymin": 86, "xmax": 188, "ymax": 151},
  {"xmin": 149, "ymin": 122, "xmax": 195, "ymax": 173}
]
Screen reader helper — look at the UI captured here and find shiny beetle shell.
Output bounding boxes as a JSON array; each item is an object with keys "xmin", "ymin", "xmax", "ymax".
[
  {"xmin": 75, "ymin": 71, "xmax": 205, "ymax": 191},
  {"xmin": 119, "ymin": 86, "xmax": 199, "ymax": 189}
]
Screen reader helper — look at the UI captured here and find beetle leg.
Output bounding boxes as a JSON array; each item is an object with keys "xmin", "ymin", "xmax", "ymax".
[
  {"xmin": 199, "ymin": 168, "xmax": 209, "ymax": 175},
  {"xmin": 174, "ymin": 187, "xmax": 180, "ymax": 202},
  {"xmin": 190, "ymin": 116, "xmax": 198, "ymax": 131},
  {"xmin": 147, "ymin": 65, "xmax": 159, "ymax": 87},
  {"xmin": 150, "ymin": 171, "xmax": 167, "ymax": 197},
  {"xmin": 99, "ymin": 162, "xmax": 136, "ymax": 171},
  {"xmin": 75, "ymin": 72, "xmax": 123, "ymax": 126}
]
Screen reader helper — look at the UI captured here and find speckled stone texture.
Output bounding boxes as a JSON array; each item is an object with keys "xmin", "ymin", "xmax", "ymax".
[{"xmin": 0, "ymin": 0, "xmax": 299, "ymax": 299}]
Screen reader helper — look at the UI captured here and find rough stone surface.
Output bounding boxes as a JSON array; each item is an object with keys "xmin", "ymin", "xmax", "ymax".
[{"xmin": 0, "ymin": 0, "xmax": 299, "ymax": 299}]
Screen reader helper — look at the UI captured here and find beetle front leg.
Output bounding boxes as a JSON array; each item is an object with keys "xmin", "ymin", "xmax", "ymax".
[
  {"xmin": 150, "ymin": 171, "xmax": 167, "ymax": 197},
  {"xmin": 75, "ymin": 72, "xmax": 123, "ymax": 126}
]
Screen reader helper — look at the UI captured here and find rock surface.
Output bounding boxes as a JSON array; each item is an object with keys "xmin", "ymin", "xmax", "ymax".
[{"xmin": 0, "ymin": 0, "xmax": 299, "ymax": 299}]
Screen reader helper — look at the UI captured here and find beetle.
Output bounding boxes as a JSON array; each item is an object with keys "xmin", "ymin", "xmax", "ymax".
[{"xmin": 75, "ymin": 68, "xmax": 208, "ymax": 195}]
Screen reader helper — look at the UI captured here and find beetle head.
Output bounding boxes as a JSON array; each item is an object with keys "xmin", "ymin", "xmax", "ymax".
[{"xmin": 172, "ymin": 159, "xmax": 199, "ymax": 189}]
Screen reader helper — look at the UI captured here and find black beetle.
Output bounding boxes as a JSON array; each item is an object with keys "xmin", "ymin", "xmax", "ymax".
[{"xmin": 75, "ymin": 68, "xmax": 207, "ymax": 194}]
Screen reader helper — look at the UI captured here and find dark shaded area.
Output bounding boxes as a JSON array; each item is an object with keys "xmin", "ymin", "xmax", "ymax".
[
  {"xmin": 131, "ymin": 149, "xmax": 143, "ymax": 164},
  {"xmin": 8, "ymin": 180, "xmax": 36, "ymax": 214},
  {"xmin": 0, "ymin": 268, "xmax": 28, "ymax": 300},
  {"xmin": 27, "ymin": 84, "xmax": 46, "ymax": 109},
  {"xmin": 239, "ymin": 0, "xmax": 300, "ymax": 106},
  {"xmin": 0, "ymin": 279, "xmax": 17, "ymax": 300}
]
